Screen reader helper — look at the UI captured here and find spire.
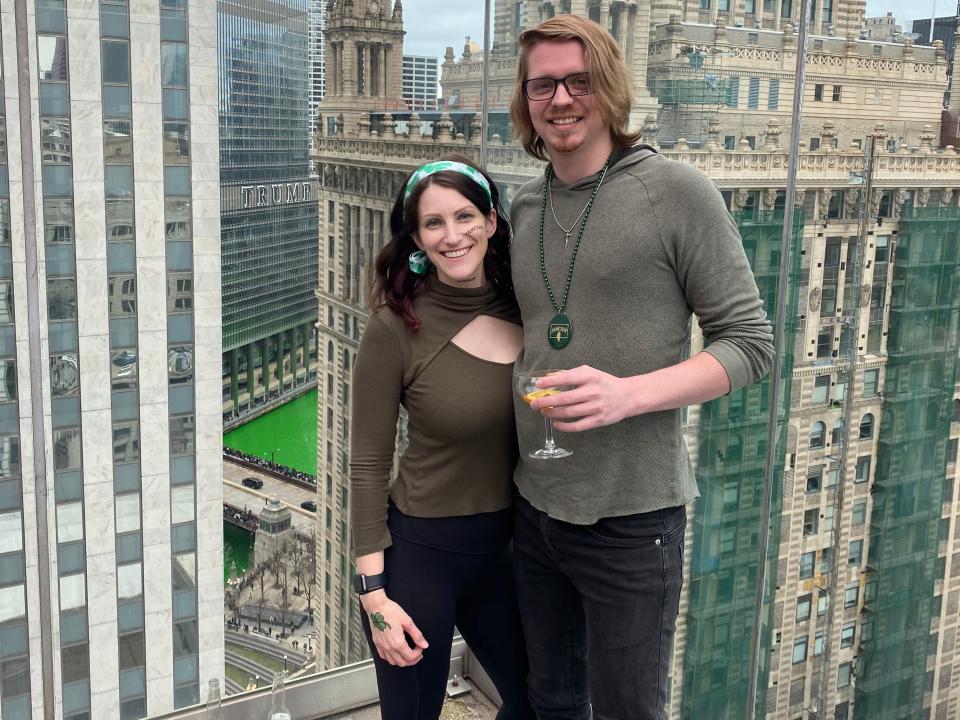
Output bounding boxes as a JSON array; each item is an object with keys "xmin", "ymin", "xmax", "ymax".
[{"xmin": 392, "ymin": 0, "xmax": 402, "ymax": 20}]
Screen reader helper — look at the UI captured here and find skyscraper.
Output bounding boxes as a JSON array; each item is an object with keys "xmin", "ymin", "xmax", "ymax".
[
  {"xmin": 219, "ymin": 0, "xmax": 320, "ymax": 426},
  {"xmin": 1, "ymin": 0, "xmax": 223, "ymax": 717},
  {"xmin": 309, "ymin": 0, "xmax": 327, "ymax": 135},
  {"xmin": 402, "ymin": 54, "xmax": 440, "ymax": 111}
]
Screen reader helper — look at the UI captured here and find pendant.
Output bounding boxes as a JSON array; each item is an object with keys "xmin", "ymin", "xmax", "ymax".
[
  {"xmin": 564, "ymin": 231, "xmax": 572, "ymax": 247},
  {"xmin": 548, "ymin": 313, "xmax": 572, "ymax": 349}
]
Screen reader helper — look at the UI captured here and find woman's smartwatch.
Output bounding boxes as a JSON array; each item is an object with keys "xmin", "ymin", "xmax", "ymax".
[{"xmin": 353, "ymin": 572, "xmax": 387, "ymax": 594}]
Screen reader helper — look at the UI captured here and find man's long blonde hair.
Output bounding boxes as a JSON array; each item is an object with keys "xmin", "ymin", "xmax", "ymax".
[{"xmin": 510, "ymin": 14, "xmax": 641, "ymax": 161}]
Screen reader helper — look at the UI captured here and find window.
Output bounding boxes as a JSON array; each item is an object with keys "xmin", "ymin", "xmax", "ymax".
[
  {"xmin": 813, "ymin": 375, "xmax": 830, "ymax": 404},
  {"xmin": 848, "ymin": 540, "xmax": 863, "ymax": 565},
  {"xmin": 803, "ymin": 508, "xmax": 819, "ymax": 536},
  {"xmin": 852, "ymin": 500, "xmax": 867, "ymax": 525},
  {"xmin": 875, "ymin": 236, "xmax": 890, "ymax": 263},
  {"xmin": 814, "ymin": 84, "xmax": 824, "ymax": 101},
  {"xmin": 810, "ymin": 421, "xmax": 826, "ymax": 449},
  {"xmin": 748, "ymin": 77, "xmax": 760, "ymax": 110},
  {"xmin": 843, "ymin": 584, "xmax": 859, "ymax": 608},
  {"xmin": 859, "ymin": 413, "xmax": 874, "ymax": 439},
  {"xmin": 855, "ymin": 456, "xmax": 871, "ymax": 483},
  {"xmin": 832, "ymin": 85, "xmax": 841, "ymax": 102},
  {"xmin": 814, "ymin": 631, "xmax": 825, "ymax": 655},
  {"xmin": 806, "ymin": 467, "xmax": 823, "ymax": 493},
  {"xmin": 726, "ymin": 76, "xmax": 739, "ymax": 108},
  {"xmin": 840, "ymin": 623, "xmax": 855, "ymax": 648},
  {"xmin": 781, "ymin": 0, "xmax": 791, "ymax": 15},
  {"xmin": 744, "ymin": 0, "xmax": 755, "ymax": 11},
  {"xmin": 796, "ymin": 594, "xmax": 812, "ymax": 622},
  {"xmin": 800, "ymin": 551, "xmax": 815, "ymax": 579},
  {"xmin": 863, "ymin": 369, "xmax": 878, "ymax": 397},
  {"xmin": 792, "ymin": 636, "xmax": 808, "ymax": 664},
  {"xmin": 768, "ymin": 79, "xmax": 780, "ymax": 110},
  {"xmin": 816, "ymin": 332, "xmax": 832, "ymax": 358},
  {"xmin": 809, "ymin": 137, "xmax": 821, "ymax": 151},
  {"xmin": 821, "ymin": 0, "xmax": 833, "ymax": 22},
  {"xmin": 818, "ymin": 589, "xmax": 829, "ymax": 615},
  {"xmin": 837, "ymin": 662, "xmax": 852, "ymax": 688},
  {"xmin": 831, "ymin": 419, "xmax": 844, "ymax": 445}
]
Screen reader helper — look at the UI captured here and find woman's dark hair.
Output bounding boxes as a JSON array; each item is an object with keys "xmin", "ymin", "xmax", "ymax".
[{"xmin": 372, "ymin": 154, "xmax": 514, "ymax": 331}]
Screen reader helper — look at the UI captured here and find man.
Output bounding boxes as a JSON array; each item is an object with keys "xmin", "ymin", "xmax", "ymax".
[{"xmin": 508, "ymin": 14, "xmax": 774, "ymax": 720}]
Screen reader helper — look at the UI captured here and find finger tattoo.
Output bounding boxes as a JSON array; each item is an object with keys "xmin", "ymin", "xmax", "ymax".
[{"xmin": 371, "ymin": 612, "xmax": 391, "ymax": 632}]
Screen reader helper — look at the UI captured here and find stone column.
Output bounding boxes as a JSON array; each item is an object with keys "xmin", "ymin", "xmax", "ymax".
[
  {"xmin": 245, "ymin": 342, "xmax": 256, "ymax": 401},
  {"xmin": 229, "ymin": 348, "xmax": 239, "ymax": 407},
  {"xmin": 773, "ymin": 0, "xmax": 782, "ymax": 29},
  {"xmin": 302, "ymin": 322, "xmax": 312, "ymax": 376},
  {"xmin": 273, "ymin": 332, "xmax": 283, "ymax": 384},
  {"xmin": 627, "ymin": 0, "xmax": 660, "ymax": 130},
  {"xmin": 363, "ymin": 43, "xmax": 372, "ymax": 96},
  {"xmin": 260, "ymin": 338, "xmax": 270, "ymax": 396}
]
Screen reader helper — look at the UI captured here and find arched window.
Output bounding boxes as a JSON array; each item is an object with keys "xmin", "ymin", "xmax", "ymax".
[
  {"xmin": 859, "ymin": 413, "xmax": 874, "ymax": 440},
  {"xmin": 343, "ymin": 349, "xmax": 350, "ymax": 370},
  {"xmin": 810, "ymin": 421, "xmax": 826, "ymax": 449},
  {"xmin": 953, "ymin": 398, "xmax": 960, "ymax": 423},
  {"xmin": 327, "ymin": 341, "xmax": 334, "ymax": 362}
]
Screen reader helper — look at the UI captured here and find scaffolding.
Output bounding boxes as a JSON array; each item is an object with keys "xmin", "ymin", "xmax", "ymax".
[{"xmin": 680, "ymin": 209, "xmax": 803, "ymax": 718}]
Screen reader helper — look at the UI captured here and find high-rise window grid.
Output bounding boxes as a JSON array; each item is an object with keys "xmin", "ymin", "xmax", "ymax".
[
  {"xmin": 161, "ymin": 0, "xmax": 199, "ymax": 707},
  {"xmin": 36, "ymin": 6, "xmax": 95, "ymax": 717}
]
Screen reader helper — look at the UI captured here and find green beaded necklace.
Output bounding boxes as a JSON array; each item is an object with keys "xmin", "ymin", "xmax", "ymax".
[{"xmin": 538, "ymin": 160, "xmax": 610, "ymax": 349}]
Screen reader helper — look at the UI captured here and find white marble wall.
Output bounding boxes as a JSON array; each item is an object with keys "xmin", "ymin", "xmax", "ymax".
[{"xmin": 190, "ymin": 0, "xmax": 224, "ymax": 695}]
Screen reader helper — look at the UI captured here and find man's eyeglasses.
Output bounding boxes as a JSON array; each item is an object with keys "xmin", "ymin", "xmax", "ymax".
[{"xmin": 522, "ymin": 72, "xmax": 592, "ymax": 101}]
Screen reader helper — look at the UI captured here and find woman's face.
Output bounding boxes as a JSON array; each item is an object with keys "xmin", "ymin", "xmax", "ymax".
[{"xmin": 412, "ymin": 183, "xmax": 496, "ymax": 289}]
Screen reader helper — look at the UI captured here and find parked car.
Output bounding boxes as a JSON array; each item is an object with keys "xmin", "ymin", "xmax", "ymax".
[
  {"xmin": 300, "ymin": 500, "xmax": 317, "ymax": 512},
  {"xmin": 241, "ymin": 477, "xmax": 263, "ymax": 490}
]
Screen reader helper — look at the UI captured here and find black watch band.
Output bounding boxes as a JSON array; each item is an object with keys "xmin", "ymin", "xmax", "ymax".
[{"xmin": 353, "ymin": 572, "xmax": 387, "ymax": 594}]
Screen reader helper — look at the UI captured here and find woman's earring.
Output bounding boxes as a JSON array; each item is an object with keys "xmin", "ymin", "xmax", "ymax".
[{"xmin": 408, "ymin": 250, "xmax": 431, "ymax": 275}]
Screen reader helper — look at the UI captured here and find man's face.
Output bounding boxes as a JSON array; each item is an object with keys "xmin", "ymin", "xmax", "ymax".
[{"xmin": 525, "ymin": 39, "xmax": 606, "ymax": 157}]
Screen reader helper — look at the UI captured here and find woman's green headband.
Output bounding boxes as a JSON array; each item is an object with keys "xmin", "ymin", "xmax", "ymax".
[{"xmin": 403, "ymin": 161, "xmax": 494, "ymax": 209}]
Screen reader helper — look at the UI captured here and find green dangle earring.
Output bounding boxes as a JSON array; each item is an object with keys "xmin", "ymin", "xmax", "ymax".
[{"xmin": 408, "ymin": 249, "xmax": 431, "ymax": 275}]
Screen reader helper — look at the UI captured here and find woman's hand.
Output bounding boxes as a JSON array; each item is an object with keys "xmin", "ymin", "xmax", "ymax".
[{"xmin": 360, "ymin": 590, "xmax": 429, "ymax": 667}]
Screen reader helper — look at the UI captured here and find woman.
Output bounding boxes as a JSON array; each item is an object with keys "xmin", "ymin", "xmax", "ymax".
[{"xmin": 349, "ymin": 156, "xmax": 534, "ymax": 719}]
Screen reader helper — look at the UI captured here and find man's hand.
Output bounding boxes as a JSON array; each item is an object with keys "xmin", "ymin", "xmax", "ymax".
[
  {"xmin": 532, "ymin": 365, "xmax": 640, "ymax": 432},
  {"xmin": 360, "ymin": 591, "xmax": 429, "ymax": 667}
]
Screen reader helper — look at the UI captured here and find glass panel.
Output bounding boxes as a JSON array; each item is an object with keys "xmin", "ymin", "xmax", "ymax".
[
  {"xmin": 111, "ymin": 390, "xmax": 138, "ymax": 421},
  {"xmin": 163, "ymin": 122, "xmax": 190, "ymax": 164},
  {"xmin": 163, "ymin": 166, "xmax": 190, "ymax": 196},
  {"xmin": 45, "ymin": 243, "xmax": 75, "ymax": 276},
  {"xmin": 164, "ymin": 199, "xmax": 191, "ymax": 240},
  {"xmin": 36, "ymin": 0, "xmax": 66, "ymax": 32},
  {"xmin": 59, "ymin": 610, "xmax": 87, "ymax": 644},
  {"xmin": 0, "ymin": 585, "xmax": 24, "ymax": 622},
  {"xmin": 166, "ymin": 274, "xmax": 193, "ymax": 313},
  {"xmin": 51, "ymin": 397, "xmax": 80, "ymax": 429},
  {"xmin": 118, "ymin": 632, "xmax": 144, "ymax": 670},
  {"xmin": 171, "ymin": 552, "xmax": 195, "ymax": 590},
  {"xmin": 107, "ymin": 274, "xmax": 136, "ymax": 318},
  {"xmin": 41, "ymin": 165, "xmax": 72, "ymax": 197},
  {"xmin": 41, "ymin": 118, "xmax": 71, "ymax": 163},
  {"xmin": 167, "ymin": 314, "xmax": 192, "ymax": 343},
  {"xmin": 104, "ymin": 165, "xmax": 134, "ymax": 197},
  {"xmin": 107, "ymin": 242, "xmax": 135, "ymax": 273},
  {"xmin": 37, "ymin": 36, "xmax": 68, "ymax": 80},
  {"xmin": 110, "ymin": 350, "xmax": 138, "ymax": 390},
  {"xmin": 169, "ymin": 415, "xmax": 194, "ymax": 456},
  {"xmin": 113, "ymin": 463, "xmax": 140, "ymax": 493},
  {"xmin": 101, "ymin": 41, "xmax": 130, "ymax": 84},
  {"xmin": 114, "ymin": 492, "xmax": 140, "ymax": 534},
  {"xmin": 52, "ymin": 428, "xmax": 82, "ymax": 471},
  {"xmin": 170, "ymin": 485, "xmax": 194, "ymax": 524},
  {"xmin": 0, "ymin": 359, "xmax": 15, "ymax": 401},
  {"xmin": 161, "ymin": 44, "xmax": 188, "ymax": 87},
  {"xmin": 162, "ymin": 89, "xmax": 188, "ymax": 120},
  {"xmin": 39, "ymin": 82, "xmax": 69, "ymax": 116},
  {"xmin": 104, "ymin": 121, "xmax": 132, "ymax": 162},
  {"xmin": 44, "ymin": 199, "xmax": 73, "ymax": 243},
  {"xmin": 0, "ymin": 436, "xmax": 20, "ymax": 478},
  {"xmin": 109, "ymin": 318, "xmax": 136, "ymax": 348},
  {"xmin": 56, "ymin": 542, "xmax": 84, "ymax": 574},
  {"xmin": 116, "ymin": 562, "xmax": 141, "ymax": 599},
  {"xmin": 56, "ymin": 502, "xmax": 83, "ymax": 543},
  {"xmin": 50, "ymin": 354, "xmax": 79, "ymax": 396},
  {"xmin": 0, "ymin": 624, "xmax": 29, "ymax": 658},
  {"xmin": 61, "ymin": 643, "xmax": 89, "ymax": 683},
  {"xmin": 165, "ymin": 242, "xmax": 192, "ymax": 271},
  {"xmin": 47, "ymin": 279, "xmax": 77, "ymax": 320},
  {"xmin": 106, "ymin": 199, "xmax": 134, "ymax": 242},
  {"xmin": 100, "ymin": 3, "xmax": 129, "ymax": 37},
  {"xmin": 115, "ymin": 532, "xmax": 141, "ymax": 563},
  {"xmin": 0, "ymin": 511, "xmax": 22, "ymax": 552},
  {"xmin": 117, "ymin": 600, "xmax": 143, "ymax": 633},
  {"xmin": 112, "ymin": 423, "xmax": 139, "ymax": 464},
  {"xmin": 59, "ymin": 573, "xmax": 86, "ymax": 610},
  {"xmin": 102, "ymin": 85, "xmax": 131, "ymax": 118}
]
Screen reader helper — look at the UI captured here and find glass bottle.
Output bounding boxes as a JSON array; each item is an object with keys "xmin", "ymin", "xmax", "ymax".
[
  {"xmin": 267, "ymin": 672, "xmax": 291, "ymax": 720},
  {"xmin": 205, "ymin": 678, "xmax": 223, "ymax": 720}
]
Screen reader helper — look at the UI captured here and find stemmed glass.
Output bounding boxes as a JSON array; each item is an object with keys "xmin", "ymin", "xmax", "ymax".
[{"xmin": 516, "ymin": 370, "xmax": 573, "ymax": 460}]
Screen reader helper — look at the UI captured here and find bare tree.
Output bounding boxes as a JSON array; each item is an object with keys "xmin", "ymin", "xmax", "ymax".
[
  {"xmin": 254, "ymin": 563, "xmax": 268, "ymax": 632},
  {"xmin": 301, "ymin": 536, "xmax": 317, "ymax": 617}
]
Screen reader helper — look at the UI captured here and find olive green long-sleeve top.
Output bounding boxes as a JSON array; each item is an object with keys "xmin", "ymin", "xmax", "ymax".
[{"xmin": 349, "ymin": 280, "xmax": 521, "ymax": 557}]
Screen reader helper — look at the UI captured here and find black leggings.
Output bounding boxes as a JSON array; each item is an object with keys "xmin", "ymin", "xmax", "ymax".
[{"xmin": 360, "ymin": 504, "xmax": 535, "ymax": 720}]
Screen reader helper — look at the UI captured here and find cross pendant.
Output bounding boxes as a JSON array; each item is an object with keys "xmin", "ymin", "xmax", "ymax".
[{"xmin": 564, "ymin": 231, "xmax": 572, "ymax": 247}]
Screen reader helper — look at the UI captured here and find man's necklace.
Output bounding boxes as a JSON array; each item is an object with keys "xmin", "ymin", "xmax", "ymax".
[
  {"xmin": 549, "ymin": 182, "xmax": 590, "ymax": 247},
  {"xmin": 538, "ymin": 160, "xmax": 609, "ymax": 350}
]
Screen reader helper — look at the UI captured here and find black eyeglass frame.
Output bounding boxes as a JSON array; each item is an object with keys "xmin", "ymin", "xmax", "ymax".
[{"xmin": 521, "ymin": 72, "xmax": 592, "ymax": 101}]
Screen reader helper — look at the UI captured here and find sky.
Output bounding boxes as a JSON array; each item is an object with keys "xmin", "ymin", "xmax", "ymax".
[{"xmin": 397, "ymin": 0, "xmax": 949, "ymax": 62}]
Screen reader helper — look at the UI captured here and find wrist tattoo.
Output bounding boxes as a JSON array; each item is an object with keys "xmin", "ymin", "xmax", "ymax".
[{"xmin": 371, "ymin": 612, "xmax": 391, "ymax": 632}]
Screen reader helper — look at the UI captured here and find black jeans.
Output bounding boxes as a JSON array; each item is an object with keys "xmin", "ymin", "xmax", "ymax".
[
  {"xmin": 360, "ymin": 503, "xmax": 535, "ymax": 720},
  {"xmin": 513, "ymin": 494, "xmax": 685, "ymax": 720}
]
